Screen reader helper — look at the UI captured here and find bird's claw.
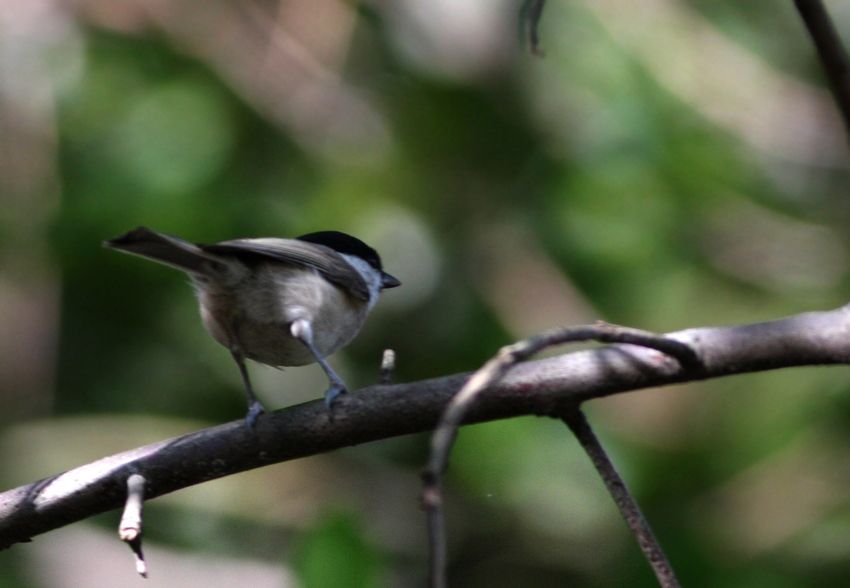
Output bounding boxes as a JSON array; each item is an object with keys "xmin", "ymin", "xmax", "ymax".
[
  {"xmin": 244, "ymin": 400, "xmax": 266, "ymax": 428},
  {"xmin": 324, "ymin": 383, "xmax": 347, "ymax": 415}
]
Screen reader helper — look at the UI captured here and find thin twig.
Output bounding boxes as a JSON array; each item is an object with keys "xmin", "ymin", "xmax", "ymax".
[
  {"xmin": 421, "ymin": 322, "xmax": 699, "ymax": 588},
  {"xmin": 563, "ymin": 409, "xmax": 680, "ymax": 588},
  {"xmin": 379, "ymin": 349, "xmax": 396, "ymax": 385},
  {"xmin": 793, "ymin": 0, "xmax": 850, "ymax": 142},
  {"xmin": 119, "ymin": 473, "xmax": 147, "ymax": 578},
  {"xmin": 422, "ymin": 480, "xmax": 447, "ymax": 588},
  {"xmin": 524, "ymin": 0, "xmax": 547, "ymax": 56}
]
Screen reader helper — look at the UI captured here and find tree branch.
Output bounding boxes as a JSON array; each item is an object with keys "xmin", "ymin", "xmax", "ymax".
[
  {"xmin": 563, "ymin": 409, "xmax": 679, "ymax": 588},
  {"xmin": 1, "ymin": 305, "xmax": 850, "ymax": 549},
  {"xmin": 421, "ymin": 323, "xmax": 698, "ymax": 587},
  {"xmin": 794, "ymin": 0, "xmax": 850, "ymax": 142}
]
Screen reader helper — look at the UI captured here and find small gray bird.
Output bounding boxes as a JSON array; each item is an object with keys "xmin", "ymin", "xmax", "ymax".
[{"xmin": 105, "ymin": 227, "xmax": 401, "ymax": 426}]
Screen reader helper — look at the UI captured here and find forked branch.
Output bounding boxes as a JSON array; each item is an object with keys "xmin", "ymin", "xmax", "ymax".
[{"xmin": 421, "ymin": 323, "xmax": 698, "ymax": 587}]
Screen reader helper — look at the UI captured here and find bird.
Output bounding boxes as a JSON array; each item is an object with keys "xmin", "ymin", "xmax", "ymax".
[{"xmin": 105, "ymin": 226, "xmax": 400, "ymax": 426}]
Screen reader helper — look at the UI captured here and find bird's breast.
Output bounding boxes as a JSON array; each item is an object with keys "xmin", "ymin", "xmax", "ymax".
[{"xmin": 198, "ymin": 264, "xmax": 369, "ymax": 367}]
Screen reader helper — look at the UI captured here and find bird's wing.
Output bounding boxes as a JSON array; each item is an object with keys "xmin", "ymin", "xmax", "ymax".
[{"xmin": 203, "ymin": 238, "xmax": 370, "ymax": 301}]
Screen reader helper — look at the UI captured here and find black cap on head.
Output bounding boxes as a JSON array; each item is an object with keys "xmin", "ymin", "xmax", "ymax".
[
  {"xmin": 297, "ymin": 230, "xmax": 401, "ymax": 289},
  {"xmin": 297, "ymin": 230, "xmax": 383, "ymax": 270}
]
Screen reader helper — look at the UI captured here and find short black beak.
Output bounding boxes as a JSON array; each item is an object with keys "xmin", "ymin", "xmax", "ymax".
[{"xmin": 381, "ymin": 272, "xmax": 401, "ymax": 289}]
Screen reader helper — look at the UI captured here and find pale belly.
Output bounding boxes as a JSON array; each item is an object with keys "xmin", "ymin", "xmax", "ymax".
[
  {"xmin": 195, "ymin": 264, "xmax": 368, "ymax": 367},
  {"xmin": 232, "ymin": 319, "xmax": 345, "ymax": 366}
]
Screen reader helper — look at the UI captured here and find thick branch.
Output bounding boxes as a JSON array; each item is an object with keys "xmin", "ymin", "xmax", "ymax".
[
  {"xmin": 794, "ymin": 0, "xmax": 850, "ymax": 141},
  {"xmin": 1, "ymin": 305, "xmax": 850, "ymax": 549}
]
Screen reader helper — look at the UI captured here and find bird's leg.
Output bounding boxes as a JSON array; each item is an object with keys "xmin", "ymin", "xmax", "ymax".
[
  {"xmin": 230, "ymin": 348, "xmax": 265, "ymax": 427},
  {"xmin": 290, "ymin": 319, "xmax": 347, "ymax": 412}
]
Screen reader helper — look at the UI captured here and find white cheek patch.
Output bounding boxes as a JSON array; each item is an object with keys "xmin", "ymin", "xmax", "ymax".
[{"xmin": 340, "ymin": 254, "xmax": 382, "ymax": 310}]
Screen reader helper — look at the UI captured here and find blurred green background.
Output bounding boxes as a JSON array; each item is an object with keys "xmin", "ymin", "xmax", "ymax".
[{"xmin": 2, "ymin": 0, "xmax": 850, "ymax": 586}]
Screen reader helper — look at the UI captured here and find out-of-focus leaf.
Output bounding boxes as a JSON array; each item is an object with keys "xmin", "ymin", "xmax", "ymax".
[{"xmin": 293, "ymin": 512, "xmax": 382, "ymax": 588}]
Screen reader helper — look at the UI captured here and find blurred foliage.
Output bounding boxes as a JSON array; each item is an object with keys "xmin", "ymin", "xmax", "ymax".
[
  {"xmin": 293, "ymin": 512, "xmax": 382, "ymax": 588},
  {"xmin": 2, "ymin": 0, "xmax": 850, "ymax": 586}
]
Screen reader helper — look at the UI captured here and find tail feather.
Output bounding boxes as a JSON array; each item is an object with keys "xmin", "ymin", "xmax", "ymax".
[{"xmin": 104, "ymin": 227, "xmax": 218, "ymax": 275}]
